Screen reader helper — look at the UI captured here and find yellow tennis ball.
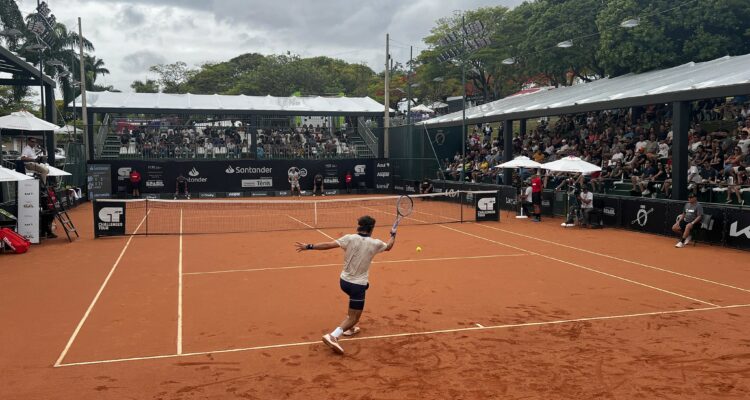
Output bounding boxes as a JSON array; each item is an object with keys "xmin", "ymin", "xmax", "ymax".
[{"xmin": 416, "ymin": 246, "xmax": 422, "ymax": 252}]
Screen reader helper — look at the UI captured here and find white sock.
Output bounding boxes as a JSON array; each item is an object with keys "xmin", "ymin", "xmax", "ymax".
[{"xmin": 331, "ymin": 327, "xmax": 344, "ymax": 338}]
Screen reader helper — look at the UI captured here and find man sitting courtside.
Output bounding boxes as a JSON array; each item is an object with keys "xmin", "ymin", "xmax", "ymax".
[{"xmin": 672, "ymin": 192, "xmax": 702, "ymax": 248}]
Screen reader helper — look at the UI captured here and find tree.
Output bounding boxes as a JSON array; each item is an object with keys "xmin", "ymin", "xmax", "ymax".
[
  {"xmin": 150, "ymin": 61, "xmax": 197, "ymax": 93},
  {"xmin": 597, "ymin": 0, "xmax": 750, "ymax": 76},
  {"xmin": 0, "ymin": 85, "xmax": 35, "ymax": 116},
  {"xmin": 130, "ymin": 79, "xmax": 159, "ymax": 93}
]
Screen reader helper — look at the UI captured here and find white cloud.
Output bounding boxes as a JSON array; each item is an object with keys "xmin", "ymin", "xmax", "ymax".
[{"xmin": 47, "ymin": 0, "xmax": 522, "ymax": 93}]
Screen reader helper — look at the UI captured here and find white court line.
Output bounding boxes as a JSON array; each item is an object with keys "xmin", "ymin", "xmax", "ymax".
[
  {"xmin": 177, "ymin": 209, "xmax": 183, "ymax": 355},
  {"xmin": 55, "ymin": 303, "xmax": 750, "ymax": 368},
  {"xmin": 287, "ymin": 215, "xmax": 334, "ymax": 240},
  {"xmin": 183, "ymin": 253, "xmax": 530, "ymax": 276},
  {"xmin": 363, "ymin": 205, "xmax": 718, "ymax": 307},
  {"xmin": 475, "ymin": 223, "xmax": 750, "ymax": 294},
  {"xmin": 53, "ymin": 211, "xmax": 150, "ymax": 367}
]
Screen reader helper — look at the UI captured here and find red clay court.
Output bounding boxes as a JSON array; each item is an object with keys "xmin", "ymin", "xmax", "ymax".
[{"xmin": 1, "ymin": 194, "xmax": 749, "ymax": 399}]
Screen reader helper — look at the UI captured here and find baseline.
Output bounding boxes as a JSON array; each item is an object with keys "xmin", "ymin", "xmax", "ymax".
[{"xmin": 55, "ymin": 303, "xmax": 750, "ymax": 368}]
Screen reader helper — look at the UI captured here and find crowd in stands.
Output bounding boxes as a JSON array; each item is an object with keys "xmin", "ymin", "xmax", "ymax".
[
  {"xmin": 115, "ymin": 123, "xmax": 358, "ymax": 160},
  {"xmin": 444, "ymin": 97, "xmax": 750, "ymax": 204}
]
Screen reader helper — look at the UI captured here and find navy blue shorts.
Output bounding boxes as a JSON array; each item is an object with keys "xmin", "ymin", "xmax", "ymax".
[{"xmin": 340, "ymin": 278, "xmax": 369, "ymax": 310}]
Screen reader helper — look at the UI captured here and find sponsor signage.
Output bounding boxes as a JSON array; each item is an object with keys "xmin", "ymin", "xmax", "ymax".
[
  {"xmin": 226, "ymin": 192, "xmax": 243, "ymax": 197},
  {"xmin": 475, "ymin": 192, "xmax": 499, "ymax": 222},
  {"xmin": 242, "ymin": 178, "xmax": 273, "ymax": 188},
  {"xmin": 725, "ymin": 208, "xmax": 750, "ymax": 249},
  {"xmin": 92, "ymin": 159, "xmax": 383, "ymax": 195},
  {"xmin": 94, "ymin": 200, "xmax": 126, "ymax": 237},
  {"xmin": 18, "ymin": 179, "xmax": 39, "ymax": 244},
  {"xmin": 374, "ymin": 161, "xmax": 391, "ymax": 192},
  {"xmin": 87, "ymin": 164, "xmax": 112, "ymax": 200},
  {"xmin": 199, "ymin": 192, "xmax": 218, "ymax": 198},
  {"xmin": 621, "ymin": 199, "xmax": 667, "ymax": 234},
  {"xmin": 250, "ymin": 191, "xmax": 269, "ymax": 197}
]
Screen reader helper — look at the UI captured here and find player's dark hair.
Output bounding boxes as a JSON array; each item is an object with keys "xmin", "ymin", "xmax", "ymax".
[{"xmin": 357, "ymin": 215, "xmax": 376, "ymax": 235}]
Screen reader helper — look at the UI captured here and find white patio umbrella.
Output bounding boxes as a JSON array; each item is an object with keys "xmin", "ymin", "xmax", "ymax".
[
  {"xmin": 0, "ymin": 111, "xmax": 59, "ymax": 131},
  {"xmin": 542, "ymin": 156, "xmax": 601, "ymax": 174},
  {"xmin": 493, "ymin": 156, "xmax": 543, "ymax": 169},
  {"xmin": 0, "ymin": 166, "xmax": 33, "ymax": 182}
]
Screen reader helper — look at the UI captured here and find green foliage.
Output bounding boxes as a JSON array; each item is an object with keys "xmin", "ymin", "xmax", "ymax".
[
  {"xmin": 130, "ymin": 79, "xmax": 159, "ymax": 93},
  {"xmin": 149, "ymin": 61, "xmax": 197, "ymax": 94},
  {"xmin": 0, "ymin": 86, "xmax": 35, "ymax": 116}
]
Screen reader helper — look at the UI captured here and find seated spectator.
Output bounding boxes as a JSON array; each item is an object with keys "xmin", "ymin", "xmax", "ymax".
[
  {"xmin": 672, "ymin": 193, "xmax": 702, "ymax": 248},
  {"xmin": 579, "ymin": 185, "xmax": 594, "ymax": 228}
]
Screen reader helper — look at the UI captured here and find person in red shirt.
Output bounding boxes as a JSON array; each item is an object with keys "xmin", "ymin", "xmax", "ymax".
[
  {"xmin": 129, "ymin": 169, "xmax": 142, "ymax": 198},
  {"xmin": 345, "ymin": 171, "xmax": 353, "ymax": 194},
  {"xmin": 530, "ymin": 170, "xmax": 543, "ymax": 222}
]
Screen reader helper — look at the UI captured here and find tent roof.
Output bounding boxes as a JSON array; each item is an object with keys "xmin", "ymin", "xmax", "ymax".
[
  {"xmin": 69, "ymin": 91, "xmax": 390, "ymax": 116},
  {"xmin": 0, "ymin": 110, "xmax": 59, "ymax": 131},
  {"xmin": 422, "ymin": 53, "xmax": 750, "ymax": 128},
  {"xmin": 0, "ymin": 45, "xmax": 56, "ymax": 87}
]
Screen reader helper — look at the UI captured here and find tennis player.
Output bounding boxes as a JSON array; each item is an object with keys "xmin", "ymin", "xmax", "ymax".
[
  {"xmin": 295, "ymin": 215, "xmax": 397, "ymax": 355},
  {"xmin": 288, "ymin": 167, "xmax": 301, "ymax": 197}
]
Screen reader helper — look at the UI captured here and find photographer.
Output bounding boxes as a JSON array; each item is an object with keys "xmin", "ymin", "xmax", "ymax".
[{"xmin": 20, "ymin": 137, "xmax": 49, "ymax": 184}]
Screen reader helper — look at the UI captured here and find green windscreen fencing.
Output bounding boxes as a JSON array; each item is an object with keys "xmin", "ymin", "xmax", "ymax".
[
  {"xmin": 60, "ymin": 142, "xmax": 87, "ymax": 190},
  {"xmin": 375, "ymin": 124, "xmax": 462, "ymax": 182}
]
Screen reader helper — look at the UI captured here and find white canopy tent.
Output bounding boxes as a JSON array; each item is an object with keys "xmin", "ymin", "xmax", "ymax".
[
  {"xmin": 70, "ymin": 91, "xmax": 390, "ymax": 115},
  {"xmin": 41, "ymin": 164, "xmax": 71, "ymax": 177},
  {"xmin": 54, "ymin": 125, "xmax": 83, "ymax": 135},
  {"xmin": 542, "ymin": 156, "xmax": 601, "ymax": 174},
  {"xmin": 410, "ymin": 104, "xmax": 435, "ymax": 113}
]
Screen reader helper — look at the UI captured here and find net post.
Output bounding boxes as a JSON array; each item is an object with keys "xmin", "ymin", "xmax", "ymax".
[
  {"xmin": 460, "ymin": 191, "xmax": 464, "ymax": 223},
  {"xmin": 145, "ymin": 199, "xmax": 149, "ymax": 235},
  {"xmin": 314, "ymin": 201, "xmax": 318, "ymax": 227}
]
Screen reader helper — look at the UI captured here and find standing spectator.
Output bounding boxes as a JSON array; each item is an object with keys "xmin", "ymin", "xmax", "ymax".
[
  {"xmin": 129, "ymin": 168, "xmax": 142, "ymax": 198},
  {"xmin": 531, "ymin": 170, "xmax": 543, "ymax": 222},
  {"xmin": 579, "ymin": 185, "xmax": 594, "ymax": 228},
  {"xmin": 672, "ymin": 193, "xmax": 703, "ymax": 248},
  {"xmin": 344, "ymin": 171, "xmax": 353, "ymax": 194}
]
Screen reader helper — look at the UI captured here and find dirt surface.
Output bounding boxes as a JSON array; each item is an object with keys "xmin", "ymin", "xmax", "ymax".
[{"xmin": 1, "ymin": 200, "xmax": 749, "ymax": 399}]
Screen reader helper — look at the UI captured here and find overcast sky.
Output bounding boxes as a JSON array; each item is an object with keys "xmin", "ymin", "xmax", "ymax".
[{"xmin": 17, "ymin": 0, "xmax": 523, "ymax": 93}]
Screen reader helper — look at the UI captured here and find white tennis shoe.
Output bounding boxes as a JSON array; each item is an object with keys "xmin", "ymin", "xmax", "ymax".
[
  {"xmin": 322, "ymin": 334, "xmax": 344, "ymax": 354},
  {"xmin": 342, "ymin": 326, "xmax": 361, "ymax": 336}
]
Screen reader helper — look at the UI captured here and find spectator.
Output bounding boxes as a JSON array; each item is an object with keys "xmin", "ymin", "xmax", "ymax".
[
  {"xmin": 129, "ymin": 168, "xmax": 142, "ymax": 198},
  {"xmin": 579, "ymin": 185, "xmax": 594, "ymax": 228},
  {"xmin": 672, "ymin": 192, "xmax": 703, "ymax": 248}
]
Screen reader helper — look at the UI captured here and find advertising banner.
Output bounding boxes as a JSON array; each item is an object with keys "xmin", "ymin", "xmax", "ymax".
[
  {"xmin": 92, "ymin": 159, "xmax": 385, "ymax": 196},
  {"xmin": 475, "ymin": 192, "xmax": 500, "ymax": 222},
  {"xmin": 17, "ymin": 179, "xmax": 39, "ymax": 244},
  {"xmin": 374, "ymin": 160, "xmax": 391, "ymax": 192},
  {"xmin": 594, "ymin": 196, "xmax": 621, "ymax": 227},
  {"xmin": 621, "ymin": 198, "xmax": 668, "ymax": 234},
  {"xmin": 725, "ymin": 208, "xmax": 750, "ymax": 250},
  {"xmin": 93, "ymin": 200, "xmax": 126, "ymax": 237}
]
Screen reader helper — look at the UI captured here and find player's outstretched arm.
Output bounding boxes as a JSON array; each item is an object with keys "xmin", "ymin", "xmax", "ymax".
[
  {"xmin": 384, "ymin": 230, "xmax": 397, "ymax": 251},
  {"xmin": 295, "ymin": 241, "xmax": 340, "ymax": 252}
]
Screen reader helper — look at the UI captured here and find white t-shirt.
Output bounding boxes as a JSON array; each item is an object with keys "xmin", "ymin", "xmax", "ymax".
[
  {"xmin": 738, "ymin": 138, "xmax": 750, "ymax": 155},
  {"xmin": 523, "ymin": 187, "xmax": 533, "ymax": 203},
  {"xmin": 580, "ymin": 191, "xmax": 594, "ymax": 209},
  {"xmin": 635, "ymin": 140, "xmax": 649, "ymax": 152},
  {"xmin": 21, "ymin": 145, "xmax": 37, "ymax": 160},
  {"xmin": 336, "ymin": 234, "xmax": 387, "ymax": 285}
]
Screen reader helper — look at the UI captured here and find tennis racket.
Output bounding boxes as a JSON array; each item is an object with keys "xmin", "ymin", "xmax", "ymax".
[{"xmin": 391, "ymin": 195, "xmax": 414, "ymax": 232}]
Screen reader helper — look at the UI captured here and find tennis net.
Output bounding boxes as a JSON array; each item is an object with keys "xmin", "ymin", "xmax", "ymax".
[{"xmin": 93, "ymin": 191, "xmax": 497, "ymax": 236}]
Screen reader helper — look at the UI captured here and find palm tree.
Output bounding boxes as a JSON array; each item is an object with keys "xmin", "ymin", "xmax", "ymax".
[{"xmin": 0, "ymin": 0, "xmax": 24, "ymax": 49}]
